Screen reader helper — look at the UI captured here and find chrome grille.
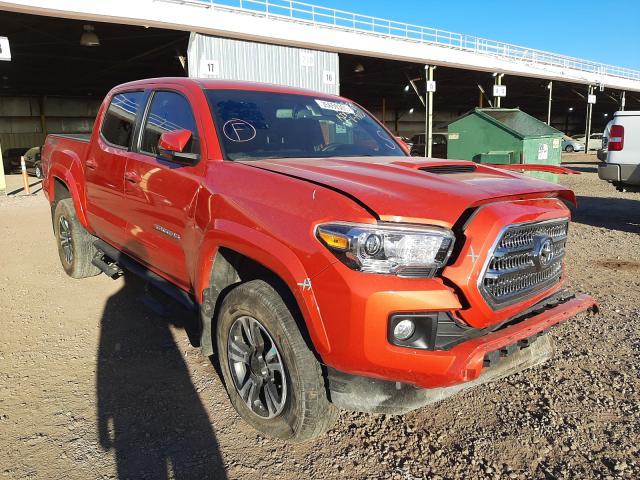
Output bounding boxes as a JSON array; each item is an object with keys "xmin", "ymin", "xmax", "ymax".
[{"xmin": 480, "ymin": 219, "xmax": 568, "ymax": 308}]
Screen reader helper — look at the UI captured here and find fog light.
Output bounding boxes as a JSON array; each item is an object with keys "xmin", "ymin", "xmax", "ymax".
[{"xmin": 393, "ymin": 319, "xmax": 415, "ymax": 340}]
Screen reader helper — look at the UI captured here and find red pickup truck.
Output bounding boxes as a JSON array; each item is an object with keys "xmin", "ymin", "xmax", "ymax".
[{"xmin": 42, "ymin": 77, "xmax": 597, "ymax": 442}]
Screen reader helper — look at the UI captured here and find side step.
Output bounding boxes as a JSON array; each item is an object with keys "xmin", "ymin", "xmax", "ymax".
[
  {"xmin": 93, "ymin": 239, "xmax": 198, "ymax": 312},
  {"xmin": 92, "ymin": 251, "xmax": 123, "ymax": 279}
]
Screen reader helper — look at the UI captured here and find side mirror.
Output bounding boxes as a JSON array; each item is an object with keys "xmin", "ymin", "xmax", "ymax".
[
  {"xmin": 395, "ymin": 136, "xmax": 410, "ymax": 154},
  {"xmin": 158, "ymin": 129, "xmax": 199, "ymax": 164}
]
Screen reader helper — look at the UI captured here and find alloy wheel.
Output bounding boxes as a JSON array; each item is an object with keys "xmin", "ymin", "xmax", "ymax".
[
  {"xmin": 58, "ymin": 215, "xmax": 73, "ymax": 264},
  {"xmin": 227, "ymin": 315, "xmax": 287, "ymax": 419}
]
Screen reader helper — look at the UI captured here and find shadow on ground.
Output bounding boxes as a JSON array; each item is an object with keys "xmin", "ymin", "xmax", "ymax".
[
  {"xmin": 571, "ymin": 195, "xmax": 640, "ymax": 234},
  {"xmin": 561, "ymin": 162, "xmax": 598, "ymax": 174},
  {"xmin": 96, "ymin": 272, "xmax": 227, "ymax": 480}
]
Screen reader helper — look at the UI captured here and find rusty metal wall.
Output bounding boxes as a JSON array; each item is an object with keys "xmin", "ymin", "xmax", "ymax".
[
  {"xmin": 187, "ymin": 33, "xmax": 339, "ymax": 95},
  {"xmin": 0, "ymin": 96, "xmax": 100, "ymax": 150}
]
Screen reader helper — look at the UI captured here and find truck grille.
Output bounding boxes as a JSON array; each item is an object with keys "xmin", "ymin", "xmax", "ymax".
[{"xmin": 480, "ymin": 219, "xmax": 568, "ymax": 308}]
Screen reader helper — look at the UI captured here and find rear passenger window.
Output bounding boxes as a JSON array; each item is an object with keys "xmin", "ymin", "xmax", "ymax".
[
  {"xmin": 140, "ymin": 91, "xmax": 198, "ymax": 155},
  {"xmin": 100, "ymin": 91, "xmax": 144, "ymax": 149}
]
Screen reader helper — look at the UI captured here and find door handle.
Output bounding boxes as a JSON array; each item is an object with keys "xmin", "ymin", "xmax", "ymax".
[
  {"xmin": 124, "ymin": 171, "xmax": 141, "ymax": 183},
  {"xmin": 85, "ymin": 158, "xmax": 98, "ymax": 169}
]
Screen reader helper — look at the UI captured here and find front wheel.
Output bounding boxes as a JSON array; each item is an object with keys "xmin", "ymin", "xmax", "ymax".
[
  {"xmin": 564, "ymin": 145, "xmax": 574, "ymax": 153},
  {"xmin": 34, "ymin": 163, "xmax": 43, "ymax": 179},
  {"xmin": 216, "ymin": 280, "xmax": 337, "ymax": 442}
]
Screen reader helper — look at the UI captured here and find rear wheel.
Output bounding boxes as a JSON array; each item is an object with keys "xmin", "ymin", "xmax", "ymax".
[
  {"xmin": 217, "ymin": 280, "xmax": 337, "ymax": 442},
  {"xmin": 564, "ymin": 145, "xmax": 574, "ymax": 153},
  {"xmin": 53, "ymin": 198, "xmax": 101, "ymax": 278},
  {"xmin": 34, "ymin": 163, "xmax": 42, "ymax": 179}
]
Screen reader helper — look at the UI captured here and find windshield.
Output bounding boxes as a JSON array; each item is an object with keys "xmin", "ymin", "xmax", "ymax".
[{"xmin": 206, "ymin": 89, "xmax": 404, "ymax": 161}]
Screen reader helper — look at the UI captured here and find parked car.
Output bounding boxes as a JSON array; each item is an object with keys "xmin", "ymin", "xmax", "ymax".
[
  {"xmin": 409, "ymin": 132, "xmax": 448, "ymax": 158},
  {"xmin": 1, "ymin": 147, "xmax": 29, "ymax": 173},
  {"xmin": 42, "ymin": 78, "xmax": 596, "ymax": 442},
  {"xmin": 598, "ymin": 111, "xmax": 640, "ymax": 191},
  {"xmin": 561, "ymin": 136, "xmax": 584, "ymax": 153},
  {"xmin": 22, "ymin": 146, "xmax": 43, "ymax": 178},
  {"xmin": 573, "ymin": 132, "xmax": 603, "ymax": 151}
]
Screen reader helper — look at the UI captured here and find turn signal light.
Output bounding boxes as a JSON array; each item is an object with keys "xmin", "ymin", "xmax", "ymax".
[{"xmin": 317, "ymin": 229, "xmax": 350, "ymax": 251}]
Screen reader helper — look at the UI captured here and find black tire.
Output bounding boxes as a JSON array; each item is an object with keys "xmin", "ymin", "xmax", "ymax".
[
  {"xmin": 564, "ymin": 145, "xmax": 574, "ymax": 153},
  {"xmin": 53, "ymin": 198, "xmax": 101, "ymax": 279},
  {"xmin": 217, "ymin": 280, "xmax": 337, "ymax": 442},
  {"xmin": 34, "ymin": 163, "xmax": 42, "ymax": 179}
]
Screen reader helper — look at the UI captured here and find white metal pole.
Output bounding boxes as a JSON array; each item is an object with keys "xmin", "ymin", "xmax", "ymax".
[
  {"xmin": 426, "ymin": 65, "xmax": 435, "ymax": 157},
  {"xmin": 547, "ymin": 81, "xmax": 553, "ymax": 125},
  {"xmin": 585, "ymin": 85, "xmax": 593, "ymax": 152}
]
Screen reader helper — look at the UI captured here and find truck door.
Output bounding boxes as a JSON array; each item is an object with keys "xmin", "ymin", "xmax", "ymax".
[
  {"xmin": 122, "ymin": 89, "xmax": 204, "ymax": 290},
  {"xmin": 85, "ymin": 91, "xmax": 146, "ymax": 247}
]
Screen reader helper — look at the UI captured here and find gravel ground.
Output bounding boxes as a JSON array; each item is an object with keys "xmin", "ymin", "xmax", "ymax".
[{"xmin": 0, "ymin": 155, "xmax": 638, "ymax": 479}]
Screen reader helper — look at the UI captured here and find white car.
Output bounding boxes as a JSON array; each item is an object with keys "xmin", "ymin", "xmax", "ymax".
[
  {"xmin": 598, "ymin": 111, "xmax": 640, "ymax": 191},
  {"xmin": 573, "ymin": 132, "xmax": 603, "ymax": 151}
]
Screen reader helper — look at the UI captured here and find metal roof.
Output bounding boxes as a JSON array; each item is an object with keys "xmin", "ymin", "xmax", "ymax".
[{"xmin": 460, "ymin": 108, "xmax": 563, "ymax": 138}]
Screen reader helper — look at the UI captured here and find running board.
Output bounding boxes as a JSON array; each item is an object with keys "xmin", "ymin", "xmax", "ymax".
[
  {"xmin": 93, "ymin": 239, "xmax": 198, "ymax": 312},
  {"xmin": 91, "ymin": 252, "xmax": 122, "ymax": 279}
]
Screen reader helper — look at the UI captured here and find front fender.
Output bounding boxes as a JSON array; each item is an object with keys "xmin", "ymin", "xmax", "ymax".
[
  {"xmin": 196, "ymin": 218, "xmax": 331, "ymax": 357},
  {"xmin": 48, "ymin": 149, "xmax": 89, "ymax": 229}
]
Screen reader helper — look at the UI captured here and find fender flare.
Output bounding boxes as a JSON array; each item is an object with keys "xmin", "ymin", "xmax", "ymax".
[
  {"xmin": 196, "ymin": 219, "xmax": 331, "ymax": 358},
  {"xmin": 48, "ymin": 149, "xmax": 89, "ymax": 229}
]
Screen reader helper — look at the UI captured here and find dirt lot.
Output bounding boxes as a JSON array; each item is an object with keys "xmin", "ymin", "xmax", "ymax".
[{"xmin": 1, "ymin": 156, "xmax": 638, "ymax": 479}]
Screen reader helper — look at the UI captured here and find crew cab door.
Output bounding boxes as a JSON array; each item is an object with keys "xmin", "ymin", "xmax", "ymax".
[
  {"xmin": 85, "ymin": 90, "xmax": 146, "ymax": 247},
  {"xmin": 122, "ymin": 88, "xmax": 204, "ymax": 290}
]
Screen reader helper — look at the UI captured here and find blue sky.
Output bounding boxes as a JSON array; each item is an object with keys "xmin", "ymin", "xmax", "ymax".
[{"xmin": 309, "ymin": 0, "xmax": 639, "ymax": 69}]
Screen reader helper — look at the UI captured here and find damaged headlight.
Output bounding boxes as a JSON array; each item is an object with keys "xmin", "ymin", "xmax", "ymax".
[{"xmin": 316, "ymin": 222, "xmax": 454, "ymax": 277}]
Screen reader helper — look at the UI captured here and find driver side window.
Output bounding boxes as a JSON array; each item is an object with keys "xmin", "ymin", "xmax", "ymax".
[{"xmin": 140, "ymin": 91, "xmax": 198, "ymax": 155}]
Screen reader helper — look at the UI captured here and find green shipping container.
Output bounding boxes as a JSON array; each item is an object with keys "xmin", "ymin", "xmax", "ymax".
[{"xmin": 447, "ymin": 108, "xmax": 564, "ymax": 182}]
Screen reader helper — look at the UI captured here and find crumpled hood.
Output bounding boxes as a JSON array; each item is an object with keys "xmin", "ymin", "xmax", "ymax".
[{"xmin": 243, "ymin": 156, "xmax": 575, "ymax": 227}]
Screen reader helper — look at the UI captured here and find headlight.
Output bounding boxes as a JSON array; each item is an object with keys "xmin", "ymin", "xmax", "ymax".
[{"xmin": 316, "ymin": 222, "xmax": 454, "ymax": 277}]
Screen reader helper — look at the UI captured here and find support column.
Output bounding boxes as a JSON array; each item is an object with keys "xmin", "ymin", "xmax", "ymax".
[
  {"xmin": 621, "ymin": 91, "xmax": 626, "ymax": 111},
  {"xmin": 382, "ymin": 97, "xmax": 386, "ymax": 128},
  {"xmin": 425, "ymin": 65, "xmax": 435, "ymax": 157},
  {"xmin": 39, "ymin": 96, "xmax": 48, "ymax": 139},
  {"xmin": 394, "ymin": 109, "xmax": 399, "ymax": 135},
  {"xmin": 585, "ymin": 85, "xmax": 594, "ymax": 152},
  {"xmin": 546, "ymin": 81, "xmax": 553, "ymax": 125},
  {"xmin": 494, "ymin": 73, "xmax": 504, "ymax": 108}
]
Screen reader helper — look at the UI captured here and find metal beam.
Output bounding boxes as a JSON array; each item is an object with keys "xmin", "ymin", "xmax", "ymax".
[
  {"xmin": 407, "ymin": 77, "xmax": 425, "ymax": 107},
  {"xmin": 477, "ymin": 84, "xmax": 493, "ymax": 108}
]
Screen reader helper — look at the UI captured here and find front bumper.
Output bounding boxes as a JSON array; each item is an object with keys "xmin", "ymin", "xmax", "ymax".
[
  {"xmin": 598, "ymin": 162, "xmax": 640, "ymax": 185},
  {"xmin": 329, "ymin": 333, "xmax": 556, "ymax": 414},
  {"xmin": 313, "ymin": 248, "xmax": 597, "ymax": 389}
]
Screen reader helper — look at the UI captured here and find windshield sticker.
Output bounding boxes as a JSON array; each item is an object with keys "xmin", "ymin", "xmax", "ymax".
[
  {"xmin": 223, "ymin": 119, "xmax": 257, "ymax": 142},
  {"xmin": 376, "ymin": 130, "xmax": 397, "ymax": 150},
  {"xmin": 315, "ymin": 99, "xmax": 355, "ymax": 115}
]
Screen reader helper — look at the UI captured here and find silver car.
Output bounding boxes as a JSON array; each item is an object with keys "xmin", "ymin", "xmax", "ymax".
[
  {"xmin": 572, "ymin": 133, "xmax": 603, "ymax": 151},
  {"xmin": 561, "ymin": 136, "xmax": 585, "ymax": 153}
]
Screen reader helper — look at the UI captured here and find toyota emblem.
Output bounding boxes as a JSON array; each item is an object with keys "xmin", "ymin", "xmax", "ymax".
[{"xmin": 533, "ymin": 236, "xmax": 554, "ymax": 270}]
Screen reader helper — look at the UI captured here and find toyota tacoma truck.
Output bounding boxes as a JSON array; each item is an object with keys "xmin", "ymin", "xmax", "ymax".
[{"xmin": 42, "ymin": 78, "xmax": 597, "ymax": 442}]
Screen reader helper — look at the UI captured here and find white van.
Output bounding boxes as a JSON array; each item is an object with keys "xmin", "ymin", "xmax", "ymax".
[{"xmin": 598, "ymin": 111, "xmax": 640, "ymax": 191}]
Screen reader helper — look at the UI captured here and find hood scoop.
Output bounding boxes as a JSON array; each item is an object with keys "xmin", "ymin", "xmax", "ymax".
[{"xmin": 419, "ymin": 164, "xmax": 477, "ymax": 174}]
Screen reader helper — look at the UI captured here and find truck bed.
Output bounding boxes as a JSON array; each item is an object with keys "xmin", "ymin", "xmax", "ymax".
[{"xmin": 50, "ymin": 133, "xmax": 91, "ymax": 143}]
